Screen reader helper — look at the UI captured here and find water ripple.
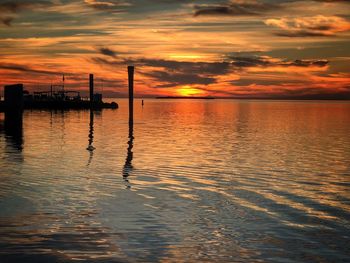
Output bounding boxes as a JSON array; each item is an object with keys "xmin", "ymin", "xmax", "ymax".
[{"xmin": 0, "ymin": 100, "xmax": 349, "ymax": 262}]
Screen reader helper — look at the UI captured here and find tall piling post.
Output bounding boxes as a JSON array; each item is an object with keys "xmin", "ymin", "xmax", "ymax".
[
  {"xmin": 4, "ymin": 84, "xmax": 24, "ymax": 150},
  {"xmin": 4, "ymin": 84, "xmax": 23, "ymax": 112},
  {"xmin": 128, "ymin": 66, "xmax": 134, "ymax": 123},
  {"xmin": 89, "ymin": 74, "xmax": 94, "ymax": 108}
]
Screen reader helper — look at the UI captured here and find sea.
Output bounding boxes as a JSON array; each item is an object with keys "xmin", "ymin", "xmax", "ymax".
[{"xmin": 0, "ymin": 99, "xmax": 349, "ymax": 262}]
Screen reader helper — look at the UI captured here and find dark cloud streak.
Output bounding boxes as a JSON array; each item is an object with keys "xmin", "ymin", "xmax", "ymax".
[
  {"xmin": 193, "ymin": 1, "xmax": 278, "ymax": 17},
  {"xmin": 227, "ymin": 55, "xmax": 329, "ymax": 68},
  {"xmin": 99, "ymin": 47, "xmax": 118, "ymax": 58},
  {"xmin": 0, "ymin": 62, "xmax": 69, "ymax": 75},
  {"xmin": 84, "ymin": 0, "xmax": 130, "ymax": 13},
  {"xmin": 92, "ymin": 52, "xmax": 329, "ymax": 89},
  {"xmin": 143, "ymin": 70, "xmax": 216, "ymax": 87},
  {"xmin": 0, "ymin": 0, "xmax": 53, "ymax": 26}
]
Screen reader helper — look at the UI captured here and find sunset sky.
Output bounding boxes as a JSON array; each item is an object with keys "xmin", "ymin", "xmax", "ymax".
[{"xmin": 0, "ymin": 0, "xmax": 349, "ymax": 98}]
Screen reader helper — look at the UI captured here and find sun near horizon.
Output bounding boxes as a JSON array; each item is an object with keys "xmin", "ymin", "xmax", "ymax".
[
  {"xmin": 177, "ymin": 85, "xmax": 206, "ymax": 97},
  {"xmin": 0, "ymin": 1, "xmax": 350, "ymax": 262},
  {"xmin": 0, "ymin": 0, "xmax": 349, "ymax": 99}
]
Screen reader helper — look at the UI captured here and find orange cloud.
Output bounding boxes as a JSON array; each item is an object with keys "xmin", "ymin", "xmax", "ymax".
[{"xmin": 265, "ymin": 15, "xmax": 350, "ymax": 37}]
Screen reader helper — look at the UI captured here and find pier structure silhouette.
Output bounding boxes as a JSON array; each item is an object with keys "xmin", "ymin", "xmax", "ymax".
[
  {"xmin": 0, "ymin": 68, "xmax": 137, "ymax": 185},
  {"xmin": 0, "ymin": 74, "xmax": 118, "ymax": 112}
]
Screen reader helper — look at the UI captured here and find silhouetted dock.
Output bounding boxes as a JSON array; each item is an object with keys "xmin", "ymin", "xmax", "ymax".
[{"xmin": 0, "ymin": 74, "xmax": 118, "ymax": 112}]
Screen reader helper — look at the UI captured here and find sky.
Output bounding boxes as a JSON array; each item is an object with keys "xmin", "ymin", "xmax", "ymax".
[{"xmin": 0, "ymin": 0, "xmax": 349, "ymax": 98}]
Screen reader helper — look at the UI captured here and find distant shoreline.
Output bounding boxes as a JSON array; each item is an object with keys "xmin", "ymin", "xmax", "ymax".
[
  {"xmin": 156, "ymin": 96, "xmax": 215, "ymax": 100},
  {"xmin": 103, "ymin": 97, "xmax": 350, "ymax": 101},
  {"xmin": 153, "ymin": 96, "xmax": 350, "ymax": 100}
]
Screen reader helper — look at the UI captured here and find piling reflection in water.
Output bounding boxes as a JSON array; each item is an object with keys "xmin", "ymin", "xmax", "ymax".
[
  {"xmin": 0, "ymin": 100, "xmax": 350, "ymax": 262},
  {"xmin": 4, "ymin": 111, "xmax": 23, "ymax": 151},
  {"xmin": 86, "ymin": 110, "xmax": 95, "ymax": 166},
  {"xmin": 122, "ymin": 120, "xmax": 134, "ymax": 188}
]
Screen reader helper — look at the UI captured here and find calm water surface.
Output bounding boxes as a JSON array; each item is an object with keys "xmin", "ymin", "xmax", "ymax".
[{"xmin": 0, "ymin": 99, "xmax": 349, "ymax": 262}]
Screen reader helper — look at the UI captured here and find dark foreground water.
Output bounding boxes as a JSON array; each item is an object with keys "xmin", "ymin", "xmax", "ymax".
[{"xmin": 0, "ymin": 99, "xmax": 349, "ymax": 262}]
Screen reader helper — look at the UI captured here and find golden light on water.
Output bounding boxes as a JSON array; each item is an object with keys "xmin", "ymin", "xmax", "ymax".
[{"xmin": 1, "ymin": 100, "xmax": 350, "ymax": 262}]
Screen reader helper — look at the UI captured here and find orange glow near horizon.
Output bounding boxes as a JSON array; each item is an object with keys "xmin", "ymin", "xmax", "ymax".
[
  {"xmin": 0, "ymin": 0, "xmax": 349, "ymax": 99},
  {"xmin": 177, "ymin": 86, "xmax": 205, "ymax": 97}
]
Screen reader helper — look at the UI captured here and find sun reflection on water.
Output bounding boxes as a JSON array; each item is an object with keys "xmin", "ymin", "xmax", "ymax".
[{"xmin": 0, "ymin": 99, "xmax": 349, "ymax": 262}]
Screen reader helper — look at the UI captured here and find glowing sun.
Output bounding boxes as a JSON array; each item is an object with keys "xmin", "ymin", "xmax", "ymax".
[{"xmin": 177, "ymin": 86, "xmax": 204, "ymax": 97}]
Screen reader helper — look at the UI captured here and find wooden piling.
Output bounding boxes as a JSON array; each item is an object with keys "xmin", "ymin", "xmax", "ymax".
[
  {"xmin": 4, "ymin": 84, "xmax": 23, "ymax": 112},
  {"xmin": 89, "ymin": 74, "xmax": 94, "ymax": 108},
  {"xmin": 128, "ymin": 66, "xmax": 134, "ymax": 123}
]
